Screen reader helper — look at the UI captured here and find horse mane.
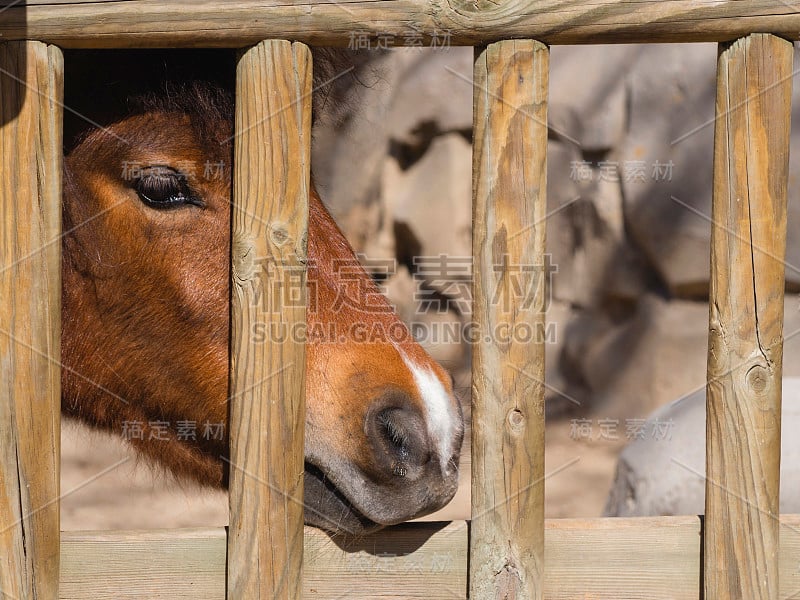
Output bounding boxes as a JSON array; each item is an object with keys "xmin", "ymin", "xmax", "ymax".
[{"xmin": 63, "ymin": 47, "xmax": 369, "ymax": 153}]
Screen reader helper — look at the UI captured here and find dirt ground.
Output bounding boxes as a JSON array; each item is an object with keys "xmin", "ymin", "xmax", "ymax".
[{"xmin": 61, "ymin": 415, "xmax": 627, "ymax": 530}]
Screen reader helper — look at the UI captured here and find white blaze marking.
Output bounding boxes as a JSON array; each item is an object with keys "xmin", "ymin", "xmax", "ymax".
[{"xmin": 399, "ymin": 351, "xmax": 458, "ymax": 470}]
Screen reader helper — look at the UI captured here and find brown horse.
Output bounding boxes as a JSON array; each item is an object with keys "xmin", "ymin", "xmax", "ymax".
[{"xmin": 60, "ymin": 50, "xmax": 463, "ymax": 533}]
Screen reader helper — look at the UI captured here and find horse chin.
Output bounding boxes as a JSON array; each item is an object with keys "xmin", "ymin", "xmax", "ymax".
[{"xmin": 302, "ymin": 463, "xmax": 384, "ymax": 535}]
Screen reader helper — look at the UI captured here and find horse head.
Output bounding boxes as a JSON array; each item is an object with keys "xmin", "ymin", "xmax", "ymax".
[{"xmin": 60, "ymin": 49, "xmax": 464, "ymax": 533}]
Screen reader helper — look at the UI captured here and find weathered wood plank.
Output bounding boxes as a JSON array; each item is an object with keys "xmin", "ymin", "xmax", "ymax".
[
  {"xmin": 705, "ymin": 33, "xmax": 793, "ymax": 600},
  {"xmin": 471, "ymin": 39, "xmax": 548, "ymax": 600},
  {"xmin": 302, "ymin": 521, "xmax": 468, "ymax": 598},
  {"xmin": 53, "ymin": 516, "xmax": 800, "ymax": 599},
  {"xmin": 546, "ymin": 517, "xmax": 702, "ymax": 600},
  {"xmin": 229, "ymin": 40, "xmax": 311, "ymax": 600},
  {"xmin": 0, "ymin": 1, "xmax": 799, "ymax": 47},
  {"xmin": 547, "ymin": 516, "xmax": 800, "ymax": 599},
  {"xmin": 60, "ymin": 523, "xmax": 467, "ymax": 600},
  {"xmin": 60, "ymin": 528, "xmax": 228, "ymax": 600},
  {"xmin": 0, "ymin": 40, "xmax": 62, "ymax": 600}
]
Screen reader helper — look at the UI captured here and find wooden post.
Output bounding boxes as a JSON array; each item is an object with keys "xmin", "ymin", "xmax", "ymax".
[
  {"xmin": 0, "ymin": 41, "xmax": 63, "ymax": 600},
  {"xmin": 705, "ymin": 33, "xmax": 792, "ymax": 600},
  {"xmin": 471, "ymin": 40, "xmax": 549, "ymax": 599},
  {"xmin": 228, "ymin": 40, "xmax": 311, "ymax": 599}
]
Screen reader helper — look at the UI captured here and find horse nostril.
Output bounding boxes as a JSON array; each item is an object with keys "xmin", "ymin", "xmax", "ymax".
[
  {"xmin": 366, "ymin": 404, "xmax": 430, "ymax": 478},
  {"xmin": 378, "ymin": 409, "xmax": 411, "ymax": 460}
]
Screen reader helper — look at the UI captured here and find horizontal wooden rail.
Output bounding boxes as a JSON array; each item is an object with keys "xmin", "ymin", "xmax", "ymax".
[
  {"xmin": 59, "ymin": 522, "xmax": 467, "ymax": 600},
  {"xmin": 0, "ymin": 1, "xmax": 799, "ymax": 47},
  {"xmin": 58, "ymin": 516, "xmax": 800, "ymax": 599}
]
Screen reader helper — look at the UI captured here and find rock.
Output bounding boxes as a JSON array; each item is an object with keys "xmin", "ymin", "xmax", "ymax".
[
  {"xmin": 311, "ymin": 51, "xmax": 403, "ymax": 246},
  {"xmin": 605, "ymin": 378, "xmax": 800, "ymax": 517},
  {"xmin": 559, "ymin": 310, "xmax": 612, "ymax": 395},
  {"xmin": 621, "ymin": 43, "xmax": 718, "ymax": 298},
  {"xmin": 547, "ymin": 148, "xmax": 648, "ymax": 309},
  {"xmin": 386, "ymin": 47, "xmax": 473, "ymax": 143},
  {"xmin": 602, "ymin": 241, "xmax": 652, "ymax": 308},
  {"xmin": 583, "ymin": 295, "xmax": 800, "ymax": 417},
  {"xmin": 336, "ymin": 196, "xmax": 385, "ymax": 255},
  {"xmin": 411, "ymin": 307, "xmax": 468, "ymax": 370},
  {"xmin": 786, "ymin": 65, "xmax": 800, "ymax": 291},
  {"xmin": 544, "ymin": 301, "xmax": 574, "ymax": 404},
  {"xmin": 580, "ymin": 294, "xmax": 710, "ymax": 418},
  {"xmin": 784, "ymin": 294, "xmax": 800, "ymax": 362},
  {"xmin": 545, "ymin": 139, "xmax": 650, "ymax": 309},
  {"xmin": 621, "ymin": 44, "xmax": 800, "ymax": 295},
  {"xmin": 593, "ymin": 170, "xmax": 625, "ymax": 241},
  {"xmin": 387, "ymin": 133, "xmax": 472, "ymax": 260},
  {"xmin": 546, "ymin": 140, "xmax": 624, "ymax": 308},
  {"xmin": 312, "ymin": 48, "xmax": 473, "ymax": 263},
  {"xmin": 549, "ymin": 45, "xmax": 637, "ymax": 151},
  {"xmin": 547, "ymin": 104, "xmax": 583, "ymax": 148},
  {"xmin": 383, "ymin": 264, "xmax": 418, "ymax": 326},
  {"xmin": 544, "ymin": 140, "xmax": 583, "ymax": 305}
]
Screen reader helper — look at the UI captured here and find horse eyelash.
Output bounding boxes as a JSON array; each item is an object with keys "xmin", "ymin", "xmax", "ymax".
[{"xmin": 133, "ymin": 166, "xmax": 204, "ymax": 208}]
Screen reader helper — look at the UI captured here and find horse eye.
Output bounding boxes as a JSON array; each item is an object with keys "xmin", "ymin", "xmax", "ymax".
[{"xmin": 134, "ymin": 166, "xmax": 202, "ymax": 209}]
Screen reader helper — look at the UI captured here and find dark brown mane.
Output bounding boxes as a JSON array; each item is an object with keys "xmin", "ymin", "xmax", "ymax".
[
  {"xmin": 63, "ymin": 48, "xmax": 364, "ymax": 154},
  {"xmin": 63, "ymin": 49, "xmax": 231, "ymax": 152},
  {"xmin": 132, "ymin": 81, "xmax": 234, "ymax": 144}
]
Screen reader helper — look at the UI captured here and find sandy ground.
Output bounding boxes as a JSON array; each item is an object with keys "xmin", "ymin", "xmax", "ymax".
[{"xmin": 61, "ymin": 415, "xmax": 626, "ymax": 530}]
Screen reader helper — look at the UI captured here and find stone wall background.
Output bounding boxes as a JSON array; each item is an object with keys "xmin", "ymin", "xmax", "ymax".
[{"xmin": 312, "ymin": 43, "xmax": 800, "ymax": 423}]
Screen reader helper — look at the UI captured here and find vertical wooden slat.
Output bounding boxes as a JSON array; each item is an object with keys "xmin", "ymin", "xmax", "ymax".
[
  {"xmin": 228, "ymin": 40, "xmax": 311, "ymax": 599},
  {"xmin": 0, "ymin": 41, "xmax": 63, "ymax": 600},
  {"xmin": 471, "ymin": 40, "xmax": 549, "ymax": 600},
  {"xmin": 705, "ymin": 33, "xmax": 792, "ymax": 600}
]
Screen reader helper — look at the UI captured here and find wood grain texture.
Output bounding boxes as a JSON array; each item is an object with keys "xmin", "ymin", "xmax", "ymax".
[
  {"xmin": 705, "ymin": 33, "xmax": 793, "ymax": 600},
  {"xmin": 60, "ymin": 528, "xmax": 228, "ymax": 600},
  {"xmin": 547, "ymin": 515, "xmax": 800, "ymax": 599},
  {"xmin": 0, "ymin": 41, "xmax": 62, "ymax": 600},
  {"xmin": 302, "ymin": 521, "xmax": 468, "ymax": 599},
  {"xmin": 228, "ymin": 40, "xmax": 311, "ymax": 600},
  {"xmin": 59, "ymin": 523, "xmax": 466, "ymax": 600},
  {"xmin": 0, "ymin": 1, "xmax": 800, "ymax": 47},
  {"xmin": 471, "ymin": 40, "xmax": 548, "ymax": 600},
  {"xmin": 53, "ymin": 517, "xmax": 800, "ymax": 599}
]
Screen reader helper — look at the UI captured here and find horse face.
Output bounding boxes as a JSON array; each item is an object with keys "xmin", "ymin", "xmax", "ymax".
[
  {"xmin": 62, "ymin": 109, "xmax": 463, "ymax": 533},
  {"xmin": 303, "ymin": 199, "xmax": 464, "ymax": 531}
]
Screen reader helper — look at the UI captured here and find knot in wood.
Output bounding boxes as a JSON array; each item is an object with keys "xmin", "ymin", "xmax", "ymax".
[
  {"xmin": 746, "ymin": 364, "xmax": 769, "ymax": 394},
  {"xmin": 507, "ymin": 408, "xmax": 525, "ymax": 433},
  {"xmin": 231, "ymin": 234, "xmax": 257, "ymax": 282},
  {"xmin": 448, "ymin": 0, "xmax": 526, "ymax": 20},
  {"xmin": 269, "ymin": 223, "xmax": 290, "ymax": 246}
]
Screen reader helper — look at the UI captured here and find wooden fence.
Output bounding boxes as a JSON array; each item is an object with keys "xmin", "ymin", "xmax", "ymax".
[{"xmin": 0, "ymin": 1, "xmax": 797, "ymax": 598}]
